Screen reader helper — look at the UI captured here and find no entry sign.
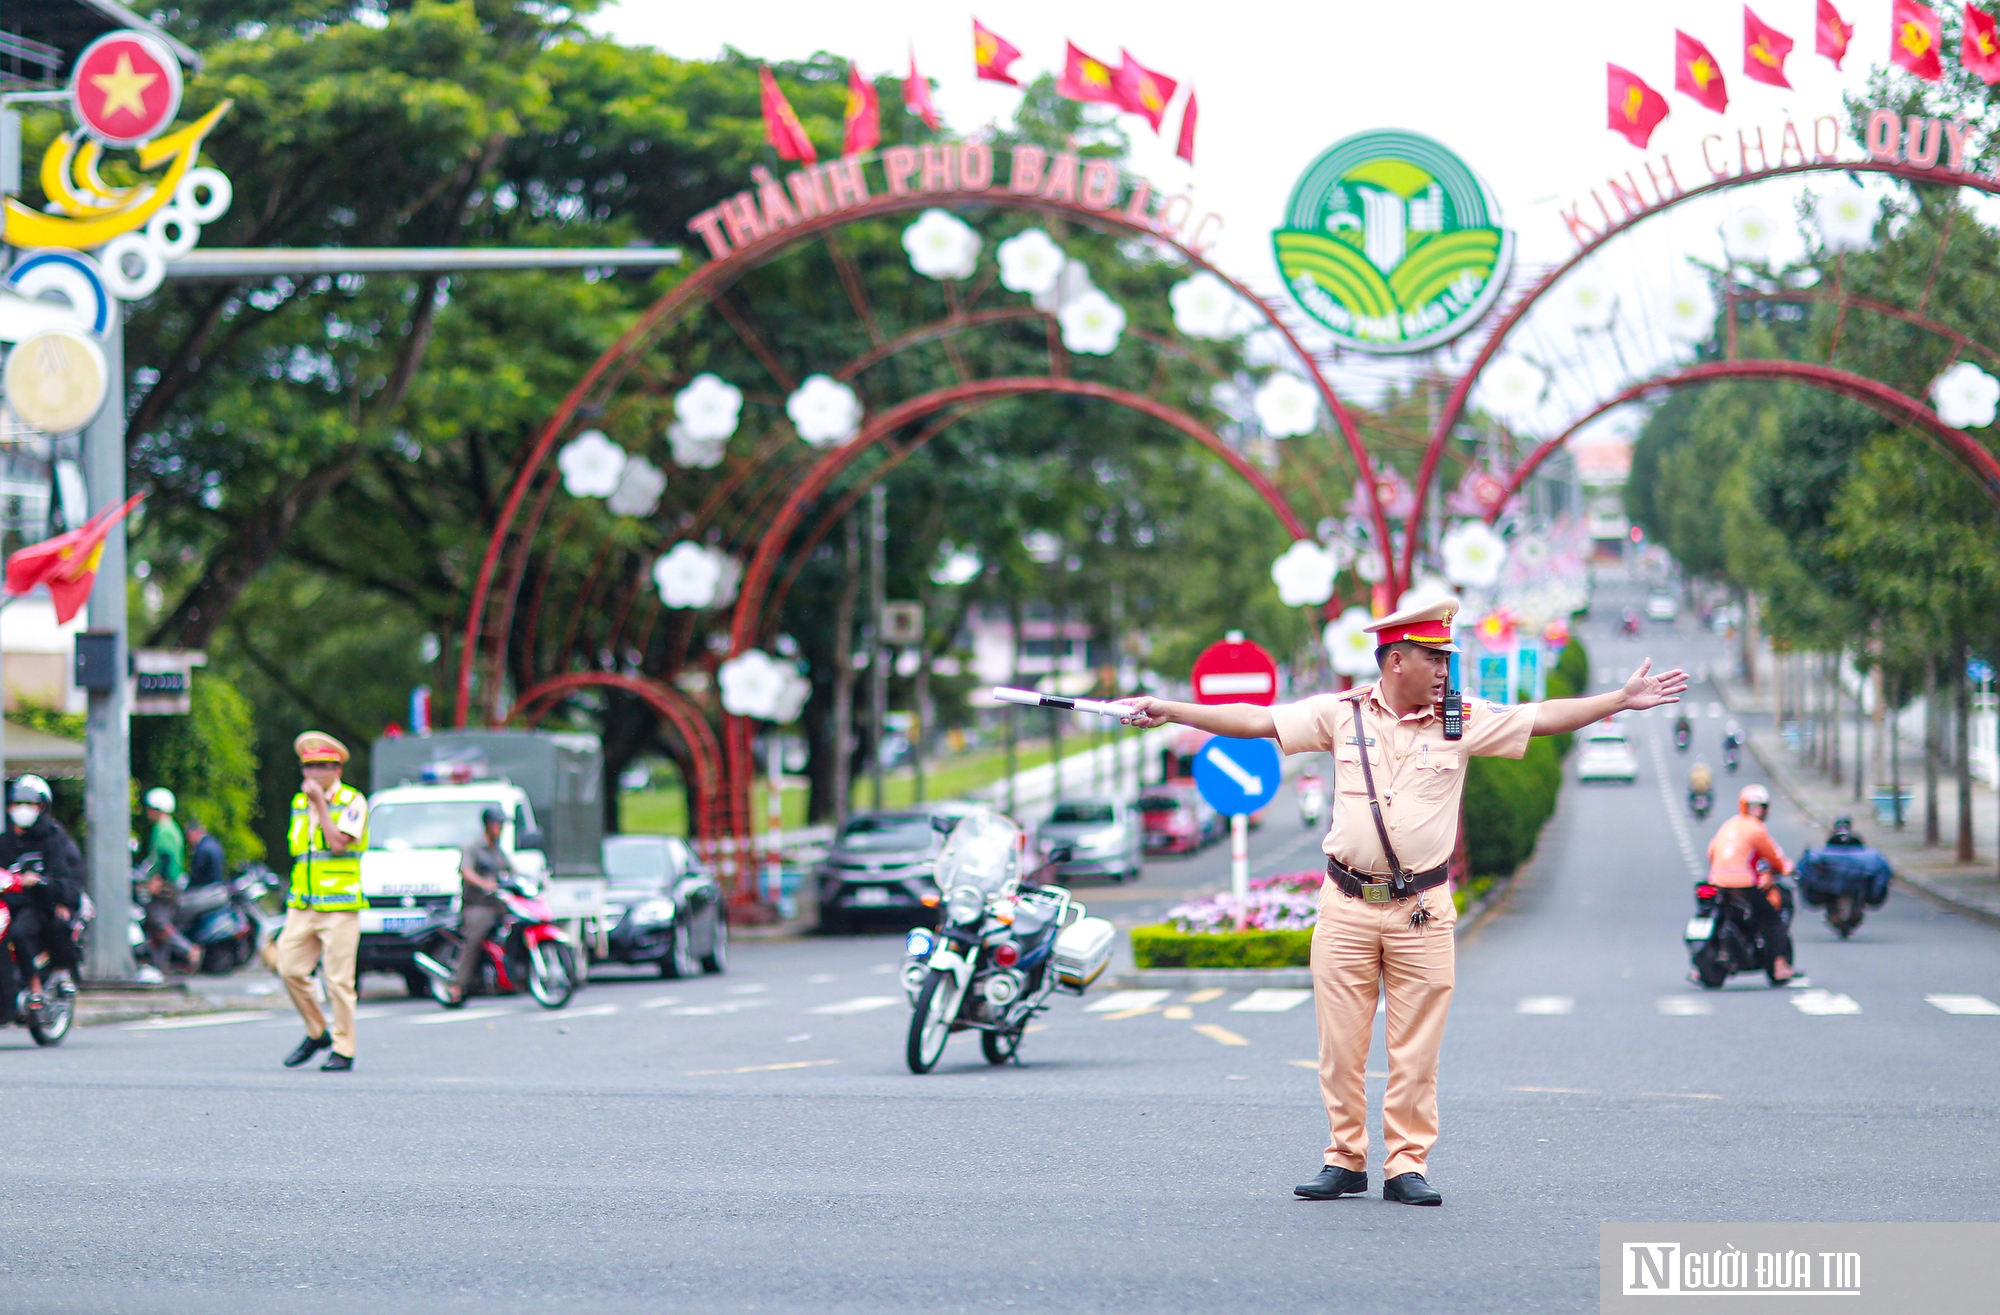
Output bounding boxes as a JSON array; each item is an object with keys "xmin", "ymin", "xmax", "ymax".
[{"xmin": 1191, "ymin": 636, "xmax": 1278, "ymax": 706}]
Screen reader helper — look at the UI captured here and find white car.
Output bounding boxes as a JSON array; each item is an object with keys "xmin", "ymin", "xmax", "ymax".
[
  {"xmin": 1575, "ymin": 727, "xmax": 1639, "ymax": 782},
  {"xmin": 1645, "ymin": 591, "xmax": 1679, "ymax": 621}
]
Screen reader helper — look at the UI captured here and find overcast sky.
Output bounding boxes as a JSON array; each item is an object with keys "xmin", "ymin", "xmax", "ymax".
[{"xmin": 594, "ymin": 2, "xmax": 1911, "ymax": 427}]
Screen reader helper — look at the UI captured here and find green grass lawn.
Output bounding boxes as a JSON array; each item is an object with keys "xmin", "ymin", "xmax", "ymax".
[{"xmin": 616, "ymin": 730, "xmax": 1146, "ymax": 835}]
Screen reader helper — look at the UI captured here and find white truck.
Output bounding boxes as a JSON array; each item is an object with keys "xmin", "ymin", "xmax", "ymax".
[{"xmin": 358, "ymin": 731, "xmax": 609, "ymax": 995}]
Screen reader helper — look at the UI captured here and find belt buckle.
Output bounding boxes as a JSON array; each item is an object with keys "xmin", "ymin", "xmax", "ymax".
[{"xmin": 1361, "ymin": 882, "xmax": 1392, "ymax": 904}]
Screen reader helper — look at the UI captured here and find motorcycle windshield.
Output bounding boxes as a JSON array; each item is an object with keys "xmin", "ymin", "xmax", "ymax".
[{"xmin": 932, "ymin": 812, "xmax": 1020, "ymax": 898}]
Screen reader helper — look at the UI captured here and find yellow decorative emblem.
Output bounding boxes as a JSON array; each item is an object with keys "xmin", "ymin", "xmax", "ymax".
[{"xmin": 4, "ymin": 99, "xmax": 230, "ymax": 252}]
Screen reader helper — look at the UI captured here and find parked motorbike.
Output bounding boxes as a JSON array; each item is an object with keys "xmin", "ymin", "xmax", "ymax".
[
  {"xmin": 1685, "ymin": 878, "xmax": 1793, "ymax": 989},
  {"xmin": 0, "ymin": 869, "xmax": 74, "ymax": 1046},
  {"xmin": 902, "ymin": 812, "xmax": 1114, "ymax": 1074},
  {"xmin": 1297, "ymin": 775, "xmax": 1325, "ymax": 830},
  {"xmin": 413, "ymin": 876, "xmax": 578, "ymax": 1009},
  {"xmin": 1795, "ymin": 821, "xmax": 1893, "ymax": 939},
  {"xmin": 172, "ymin": 867, "xmax": 278, "ymax": 974}
]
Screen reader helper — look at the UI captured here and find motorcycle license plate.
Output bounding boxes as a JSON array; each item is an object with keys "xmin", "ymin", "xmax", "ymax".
[
  {"xmin": 852, "ymin": 886, "xmax": 891, "ymax": 906},
  {"xmin": 1684, "ymin": 917, "xmax": 1715, "ymax": 942}
]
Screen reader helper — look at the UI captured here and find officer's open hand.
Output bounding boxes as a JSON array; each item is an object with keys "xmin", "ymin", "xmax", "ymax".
[{"xmin": 1622, "ymin": 658, "xmax": 1690, "ymax": 710}]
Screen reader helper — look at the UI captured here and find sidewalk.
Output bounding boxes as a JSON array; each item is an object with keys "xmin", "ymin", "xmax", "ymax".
[{"xmin": 1717, "ymin": 675, "xmax": 2000, "ymax": 928}]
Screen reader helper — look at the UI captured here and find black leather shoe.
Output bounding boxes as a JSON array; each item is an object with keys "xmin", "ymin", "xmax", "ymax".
[
  {"xmin": 283, "ymin": 1033, "xmax": 332, "ymax": 1068},
  {"xmin": 1383, "ymin": 1172, "xmax": 1443, "ymax": 1206},
  {"xmin": 1294, "ymin": 1166, "xmax": 1368, "ymax": 1199},
  {"xmin": 320, "ymin": 1052, "xmax": 354, "ymax": 1072}
]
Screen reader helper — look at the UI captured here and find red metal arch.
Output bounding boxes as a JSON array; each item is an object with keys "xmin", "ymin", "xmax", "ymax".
[
  {"xmin": 1483, "ymin": 358, "xmax": 2000, "ymax": 520},
  {"xmin": 1409, "ymin": 156, "xmax": 2000, "ymax": 585}
]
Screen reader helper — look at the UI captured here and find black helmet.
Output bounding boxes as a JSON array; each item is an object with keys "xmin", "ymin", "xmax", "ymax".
[
  {"xmin": 480, "ymin": 805, "xmax": 506, "ymax": 827},
  {"xmin": 1829, "ymin": 815, "xmax": 1856, "ymax": 843}
]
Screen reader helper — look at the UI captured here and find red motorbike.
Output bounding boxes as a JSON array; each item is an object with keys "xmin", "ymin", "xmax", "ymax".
[
  {"xmin": 412, "ymin": 876, "xmax": 578, "ymax": 1010},
  {"xmin": 1, "ymin": 869, "xmax": 75, "ymax": 1046}
]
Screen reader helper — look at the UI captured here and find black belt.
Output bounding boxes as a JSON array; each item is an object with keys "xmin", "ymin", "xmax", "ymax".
[{"xmin": 1326, "ymin": 857, "xmax": 1449, "ymax": 904}]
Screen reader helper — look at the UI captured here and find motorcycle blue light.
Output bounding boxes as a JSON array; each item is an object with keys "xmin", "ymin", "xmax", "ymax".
[{"xmin": 904, "ymin": 928, "xmax": 935, "ymax": 958}]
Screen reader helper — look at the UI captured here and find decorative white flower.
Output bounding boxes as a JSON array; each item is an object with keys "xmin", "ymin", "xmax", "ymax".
[
  {"xmin": 1441, "ymin": 520, "xmax": 1508, "ymax": 588},
  {"xmin": 1660, "ymin": 280, "xmax": 1718, "ymax": 344},
  {"xmin": 1170, "ymin": 271, "xmax": 1243, "ymax": 341},
  {"xmin": 1057, "ymin": 288, "xmax": 1126, "ymax": 355},
  {"xmin": 902, "ymin": 208, "xmax": 981, "ymax": 280},
  {"xmin": 1271, "ymin": 540, "xmax": 1338, "ymax": 607},
  {"xmin": 1033, "ymin": 260, "xmax": 1096, "ymax": 313},
  {"xmin": 1021, "ymin": 529, "xmax": 1062, "ymax": 564},
  {"xmin": 605, "ymin": 455, "xmax": 666, "ymax": 517},
  {"xmin": 996, "ymin": 228, "xmax": 1066, "ymax": 295},
  {"xmin": 768, "ymin": 667, "xmax": 813, "ymax": 725},
  {"xmin": 1723, "ymin": 207, "xmax": 1773, "ymax": 263},
  {"xmin": 1319, "ymin": 534, "xmax": 1356, "ymax": 571},
  {"xmin": 1560, "ymin": 270, "xmax": 1615, "ymax": 328},
  {"xmin": 787, "ymin": 374, "xmax": 863, "ymax": 447},
  {"xmin": 1253, "ymin": 372, "xmax": 1320, "ymax": 438},
  {"xmin": 1932, "ymin": 361, "xmax": 2000, "ymax": 429},
  {"xmin": 1817, "ymin": 183, "xmax": 1878, "ymax": 254},
  {"xmin": 1395, "ymin": 575, "xmax": 1460, "ymax": 615},
  {"xmin": 1475, "ymin": 355, "xmax": 1546, "ymax": 428},
  {"xmin": 674, "ymin": 373, "xmax": 743, "ymax": 442},
  {"xmin": 711, "ymin": 552, "xmax": 743, "ymax": 607},
  {"xmin": 1354, "ymin": 548, "xmax": 1386, "ymax": 583},
  {"xmin": 668, "ymin": 422, "xmax": 727, "ymax": 469},
  {"xmin": 931, "ymin": 544, "xmax": 983, "ymax": 586},
  {"xmin": 653, "ymin": 542, "xmax": 724, "ymax": 608},
  {"xmin": 1511, "ymin": 534, "xmax": 1551, "ymax": 572},
  {"xmin": 1323, "ymin": 606, "xmax": 1379, "ymax": 677},
  {"xmin": 718, "ymin": 649, "xmax": 789, "ymax": 719},
  {"xmin": 557, "ymin": 429, "xmax": 626, "ymax": 498}
]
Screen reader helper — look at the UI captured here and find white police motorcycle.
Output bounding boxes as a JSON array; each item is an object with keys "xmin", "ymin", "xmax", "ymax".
[{"xmin": 901, "ymin": 811, "xmax": 1114, "ymax": 1074}]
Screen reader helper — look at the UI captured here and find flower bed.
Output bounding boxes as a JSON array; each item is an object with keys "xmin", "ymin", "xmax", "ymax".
[{"xmin": 1132, "ymin": 871, "xmax": 1324, "ymax": 969}]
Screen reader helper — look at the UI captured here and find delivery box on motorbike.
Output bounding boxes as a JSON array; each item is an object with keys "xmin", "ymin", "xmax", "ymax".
[{"xmin": 1054, "ymin": 916, "xmax": 1115, "ymax": 990}]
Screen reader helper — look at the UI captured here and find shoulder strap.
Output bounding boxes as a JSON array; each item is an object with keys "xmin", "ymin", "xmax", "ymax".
[{"xmin": 1346, "ymin": 693, "xmax": 1409, "ymax": 892}]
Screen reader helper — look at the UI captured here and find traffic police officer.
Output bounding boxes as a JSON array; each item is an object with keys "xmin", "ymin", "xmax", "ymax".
[
  {"xmin": 277, "ymin": 731, "xmax": 370, "ymax": 1072},
  {"xmin": 1119, "ymin": 599, "xmax": 1687, "ymax": 1205}
]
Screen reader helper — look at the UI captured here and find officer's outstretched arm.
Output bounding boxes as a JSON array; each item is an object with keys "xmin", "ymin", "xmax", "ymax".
[{"xmin": 1114, "ymin": 697, "xmax": 1277, "ymax": 739}]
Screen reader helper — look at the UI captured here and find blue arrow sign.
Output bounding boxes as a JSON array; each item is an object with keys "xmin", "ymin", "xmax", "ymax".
[{"xmin": 1192, "ymin": 736, "xmax": 1282, "ymax": 817}]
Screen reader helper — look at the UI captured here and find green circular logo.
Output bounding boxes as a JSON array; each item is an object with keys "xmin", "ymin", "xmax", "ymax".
[{"xmin": 1273, "ymin": 129, "xmax": 1514, "ymax": 355}]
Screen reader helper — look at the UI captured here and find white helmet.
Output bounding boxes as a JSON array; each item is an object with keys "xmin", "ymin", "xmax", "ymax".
[
  {"xmin": 1738, "ymin": 783, "xmax": 1770, "ymax": 812},
  {"xmin": 9, "ymin": 774, "xmax": 51, "ymax": 806},
  {"xmin": 145, "ymin": 786, "xmax": 177, "ymax": 814}
]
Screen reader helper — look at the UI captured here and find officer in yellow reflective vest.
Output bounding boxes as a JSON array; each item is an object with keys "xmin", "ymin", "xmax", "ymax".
[{"xmin": 277, "ymin": 731, "xmax": 370, "ymax": 1071}]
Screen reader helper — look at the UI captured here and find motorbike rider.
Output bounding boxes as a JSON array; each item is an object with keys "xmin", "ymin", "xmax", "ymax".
[
  {"xmin": 448, "ymin": 806, "xmax": 516, "ymax": 1005},
  {"xmin": 183, "ymin": 817, "xmax": 226, "ymax": 889},
  {"xmin": 1297, "ymin": 766, "xmax": 1325, "ymax": 825},
  {"xmin": 140, "ymin": 787, "xmax": 196, "ymax": 973},
  {"xmin": 1673, "ymin": 710, "xmax": 1692, "ymax": 750},
  {"xmin": 0, "ymin": 775, "xmax": 84, "ymax": 1018},
  {"xmin": 1705, "ymin": 783, "xmax": 1795, "ymax": 983},
  {"xmin": 1688, "ymin": 760, "xmax": 1714, "ymax": 801}
]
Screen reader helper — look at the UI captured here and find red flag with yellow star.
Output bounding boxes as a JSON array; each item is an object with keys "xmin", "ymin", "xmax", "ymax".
[
  {"xmin": 905, "ymin": 48, "xmax": 941, "ymax": 129},
  {"xmin": 973, "ymin": 19, "xmax": 1022, "ymax": 86},
  {"xmin": 1891, "ymin": 0, "xmax": 1944, "ymax": 80},
  {"xmin": 1175, "ymin": 89, "xmax": 1198, "ymax": 164},
  {"xmin": 1113, "ymin": 50, "xmax": 1178, "ymax": 132},
  {"xmin": 1058, "ymin": 41, "xmax": 1122, "ymax": 105},
  {"xmin": 1675, "ymin": 31, "xmax": 1729, "ymax": 112},
  {"xmin": 4, "ymin": 493, "xmax": 144, "ymax": 624},
  {"xmin": 1743, "ymin": 7, "xmax": 1795, "ymax": 87},
  {"xmin": 1816, "ymin": 0, "xmax": 1853, "ymax": 67},
  {"xmin": 759, "ymin": 66, "xmax": 816, "ymax": 164},
  {"xmin": 1966, "ymin": 4, "xmax": 2000, "ymax": 83},
  {"xmin": 842, "ymin": 62, "xmax": 879, "ymax": 156},
  {"xmin": 1607, "ymin": 64, "xmax": 1669, "ymax": 149}
]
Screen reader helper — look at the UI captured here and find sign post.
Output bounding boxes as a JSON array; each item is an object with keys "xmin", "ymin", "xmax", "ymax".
[{"xmin": 1189, "ymin": 632, "xmax": 1282, "ymax": 930}]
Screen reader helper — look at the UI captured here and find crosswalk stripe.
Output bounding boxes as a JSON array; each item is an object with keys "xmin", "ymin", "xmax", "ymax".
[
  {"xmin": 1516, "ymin": 996, "xmax": 1574, "ymax": 1015},
  {"xmin": 526, "ymin": 1003, "xmax": 618, "ymax": 1019},
  {"xmin": 1657, "ymin": 996, "xmax": 1714, "ymax": 1016},
  {"xmin": 1192, "ymin": 1023, "xmax": 1249, "ymax": 1046},
  {"xmin": 125, "ymin": 1010, "xmax": 272, "ymax": 1030},
  {"xmin": 1790, "ymin": 990, "xmax": 1861, "ymax": 1016},
  {"xmin": 1926, "ymin": 993, "xmax": 2000, "ymax": 1015},
  {"xmin": 807, "ymin": 996, "xmax": 899, "ymax": 1016},
  {"xmin": 408, "ymin": 1007, "xmax": 514, "ymax": 1025},
  {"xmin": 1230, "ymin": 989, "xmax": 1312, "ymax": 1013},
  {"xmin": 1085, "ymin": 989, "xmax": 1171, "ymax": 1013}
]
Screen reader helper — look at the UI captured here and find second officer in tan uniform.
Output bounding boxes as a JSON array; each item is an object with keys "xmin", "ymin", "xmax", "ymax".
[{"xmin": 1120, "ymin": 599, "xmax": 1687, "ymax": 1205}]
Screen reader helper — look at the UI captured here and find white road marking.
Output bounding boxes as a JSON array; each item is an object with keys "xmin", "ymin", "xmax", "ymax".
[
  {"xmin": 1926, "ymin": 993, "xmax": 2000, "ymax": 1015},
  {"xmin": 666, "ymin": 1000, "xmax": 769, "ymax": 1016},
  {"xmin": 807, "ymin": 995, "xmax": 899, "ymax": 1015},
  {"xmin": 1708, "ymin": 703, "xmax": 1722, "ymax": 718},
  {"xmin": 525, "ymin": 1004, "xmax": 618, "ymax": 1019},
  {"xmin": 1230, "ymin": 989, "xmax": 1313, "ymax": 1013},
  {"xmin": 126, "ymin": 1010, "xmax": 273, "ymax": 1030},
  {"xmin": 408, "ymin": 1008, "xmax": 515, "ymax": 1025},
  {"xmin": 684, "ymin": 1059, "xmax": 838, "ymax": 1076},
  {"xmin": 1650, "ymin": 730, "xmax": 1705, "ymax": 877},
  {"xmin": 640, "ymin": 996, "xmax": 682, "ymax": 1009},
  {"xmin": 1516, "ymin": 996, "xmax": 1575, "ymax": 1015},
  {"xmin": 1085, "ymin": 989, "xmax": 1172, "ymax": 1013},
  {"xmin": 1657, "ymin": 996, "xmax": 1715, "ymax": 1016},
  {"xmin": 807, "ymin": 974, "xmax": 837, "ymax": 984},
  {"xmin": 726, "ymin": 983, "xmax": 768, "ymax": 994},
  {"xmin": 1790, "ymin": 990, "xmax": 1861, "ymax": 1016}
]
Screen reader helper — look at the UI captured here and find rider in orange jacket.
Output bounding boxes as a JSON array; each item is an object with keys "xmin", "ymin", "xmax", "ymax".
[{"xmin": 1706, "ymin": 783, "xmax": 1795, "ymax": 982}]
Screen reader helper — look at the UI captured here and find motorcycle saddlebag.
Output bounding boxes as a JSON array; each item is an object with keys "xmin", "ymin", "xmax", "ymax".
[{"xmin": 1054, "ymin": 916, "xmax": 1115, "ymax": 990}]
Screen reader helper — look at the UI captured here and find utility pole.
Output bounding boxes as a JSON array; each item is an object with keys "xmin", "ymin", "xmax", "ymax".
[
  {"xmin": 82, "ymin": 302, "xmax": 131, "ymax": 980},
  {"xmin": 869, "ymin": 484, "xmax": 887, "ymax": 810}
]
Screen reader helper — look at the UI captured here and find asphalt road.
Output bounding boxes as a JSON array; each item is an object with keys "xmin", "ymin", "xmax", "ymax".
[{"xmin": 5, "ymin": 583, "xmax": 1996, "ymax": 1314}]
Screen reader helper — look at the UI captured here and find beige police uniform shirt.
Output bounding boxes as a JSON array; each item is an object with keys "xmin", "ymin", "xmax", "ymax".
[{"xmin": 1272, "ymin": 684, "xmax": 1537, "ymax": 875}]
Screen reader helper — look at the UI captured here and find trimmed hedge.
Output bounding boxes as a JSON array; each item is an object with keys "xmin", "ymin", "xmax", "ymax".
[{"xmin": 1130, "ymin": 924, "xmax": 1313, "ymax": 969}]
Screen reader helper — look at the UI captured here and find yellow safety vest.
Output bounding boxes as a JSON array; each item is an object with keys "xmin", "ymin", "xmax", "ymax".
[{"xmin": 287, "ymin": 782, "xmax": 369, "ymax": 912}]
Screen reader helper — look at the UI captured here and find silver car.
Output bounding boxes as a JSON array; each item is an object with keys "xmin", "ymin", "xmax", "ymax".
[{"xmin": 1035, "ymin": 797, "xmax": 1144, "ymax": 884}]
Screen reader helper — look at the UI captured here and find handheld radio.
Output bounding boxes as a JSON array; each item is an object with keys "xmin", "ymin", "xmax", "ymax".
[{"xmin": 1442, "ymin": 651, "xmax": 1463, "ymax": 741}]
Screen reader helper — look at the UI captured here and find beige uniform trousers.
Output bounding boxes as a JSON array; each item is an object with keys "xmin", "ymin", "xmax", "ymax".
[
  {"xmin": 1311, "ymin": 881, "xmax": 1457, "ymax": 1179},
  {"xmin": 277, "ymin": 908, "xmax": 360, "ymax": 1058}
]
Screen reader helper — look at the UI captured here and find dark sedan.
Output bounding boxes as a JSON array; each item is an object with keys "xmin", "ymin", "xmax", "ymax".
[
  {"xmin": 596, "ymin": 834, "xmax": 728, "ymax": 978},
  {"xmin": 816, "ymin": 806, "xmax": 975, "ymax": 934}
]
